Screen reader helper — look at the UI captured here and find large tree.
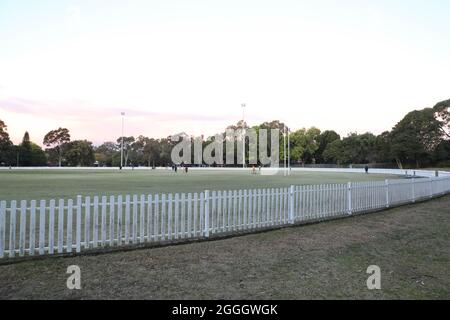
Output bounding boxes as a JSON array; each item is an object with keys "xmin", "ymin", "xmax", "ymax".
[
  {"xmin": 289, "ymin": 127, "xmax": 321, "ymax": 164},
  {"xmin": 0, "ymin": 119, "xmax": 10, "ymax": 141},
  {"xmin": 65, "ymin": 140, "xmax": 95, "ymax": 167},
  {"xmin": 323, "ymin": 132, "xmax": 377, "ymax": 164},
  {"xmin": 43, "ymin": 128, "xmax": 71, "ymax": 167},
  {"xmin": 95, "ymin": 142, "xmax": 119, "ymax": 167},
  {"xmin": 390, "ymin": 108, "xmax": 444, "ymax": 167},
  {"xmin": 259, "ymin": 121, "xmax": 288, "ymax": 165},
  {"xmin": 315, "ymin": 130, "xmax": 341, "ymax": 164},
  {"xmin": 159, "ymin": 138, "xmax": 173, "ymax": 166},
  {"xmin": 116, "ymin": 136, "xmax": 135, "ymax": 167},
  {"xmin": 130, "ymin": 135, "xmax": 149, "ymax": 166},
  {"xmin": 374, "ymin": 131, "xmax": 393, "ymax": 163},
  {"xmin": 143, "ymin": 138, "xmax": 161, "ymax": 167},
  {"xmin": 19, "ymin": 131, "xmax": 32, "ymax": 166},
  {"xmin": 433, "ymin": 140, "xmax": 450, "ymax": 165},
  {"xmin": 433, "ymin": 99, "xmax": 450, "ymax": 138},
  {"xmin": 29, "ymin": 143, "xmax": 47, "ymax": 166},
  {"xmin": 322, "ymin": 139, "xmax": 343, "ymax": 164},
  {"xmin": 0, "ymin": 119, "xmax": 14, "ymax": 166}
]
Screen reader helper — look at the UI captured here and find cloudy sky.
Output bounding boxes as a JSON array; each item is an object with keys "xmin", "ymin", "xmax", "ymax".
[{"xmin": 1, "ymin": 0, "xmax": 449, "ymax": 145}]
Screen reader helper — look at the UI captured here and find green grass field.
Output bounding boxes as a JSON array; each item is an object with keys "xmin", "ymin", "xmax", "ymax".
[{"xmin": 0, "ymin": 169, "xmax": 402, "ymax": 202}]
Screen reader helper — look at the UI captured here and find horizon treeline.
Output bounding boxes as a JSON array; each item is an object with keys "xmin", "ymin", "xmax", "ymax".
[{"xmin": 0, "ymin": 99, "xmax": 449, "ymax": 169}]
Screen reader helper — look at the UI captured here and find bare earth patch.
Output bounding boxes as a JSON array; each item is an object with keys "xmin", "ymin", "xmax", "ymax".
[{"xmin": 1, "ymin": 195, "xmax": 449, "ymax": 300}]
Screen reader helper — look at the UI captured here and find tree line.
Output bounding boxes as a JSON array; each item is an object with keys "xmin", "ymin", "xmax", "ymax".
[{"xmin": 0, "ymin": 99, "xmax": 448, "ymax": 168}]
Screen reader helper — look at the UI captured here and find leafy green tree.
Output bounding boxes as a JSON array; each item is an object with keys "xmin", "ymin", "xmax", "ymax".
[
  {"xmin": 159, "ymin": 138, "xmax": 173, "ymax": 166},
  {"xmin": 289, "ymin": 127, "xmax": 321, "ymax": 164},
  {"xmin": 258, "ymin": 120, "xmax": 285, "ymax": 131},
  {"xmin": 65, "ymin": 140, "xmax": 95, "ymax": 167},
  {"xmin": 0, "ymin": 119, "xmax": 8, "ymax": 140},
  {"xmin": 30, "ymin": 143, "xmax": 47, "ymax": 166},
  {"xmin": 433, "ymin": 140, "xmax": 450, "ymax": 166},
  {"xmin": 323, "ymin": 139, "xmax": 343, "ymax": 164},
  {"xmin": 130, "ymin": 135, "xmax": 151, "ymax": 166},
  {"xmin": 95, "ymin": 142, "xmax": 119, "ymax": 167},
  {"xmin": 390, "ymin": 108, "xmax": 443, "ymax": 167},
  {"xmin": 315, "ymin": 130, "xmax": 340, "ymax": 163},
  {"xmin": 323, "ymin": 132, "xmax": 376, "ymax": 164},
  {"xmin": 17, "ymin": 132, "xmax": 47, "ymax": 166},
  {"xmin": 143, "ymin": 138, "xmax": 162, "ymax": 167},
  {"xmin": 222, "ymin": 121, "xmax": 250, "ymax": 166},
  {"xmin": 354, "ymin": 132, "xmax": 377, "ymax": 163},
  {"xmin": 374, "ymin": 131, "xmax": 392, "ymax": 163},
  {"xmin": 116, "ymin": 136, "xmax": 135, "ymax": 167},
  {"xmin": 259, "ymin": 121, "xmax": 287, "ymax": 165},
  {"xmin": 0, "ymin": 119, "xmax": 14, "ymax": 166},
  {"xmin": 43, "ymin": 128, "xmax": 71, "ymax": 167},
  {"xmin": 433, "ymin": 99, "xmax": 450, "ymax": 138},
  {"xmin": 19, "ymin": 131, "xmax": 32, "ymax": 166}
]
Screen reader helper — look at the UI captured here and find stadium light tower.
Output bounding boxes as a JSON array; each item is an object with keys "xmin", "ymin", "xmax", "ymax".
[
  {"xmin": 283, "ymin": 124, "xmax": 287, "ymax": 176},
  {"xmin": 241, "ymin": 103, "xmax": 246, "ymax": 169},
  {"xmin": 282, "ymin": 123, "xmax": 291, "ymax": 177},
  {"xmin": 120, "ymin": 112, "xmax": 125, "ymax": 169},
  {"xmin": 287, "ymin": 125, "xmax": 291, "ymax": 175}
]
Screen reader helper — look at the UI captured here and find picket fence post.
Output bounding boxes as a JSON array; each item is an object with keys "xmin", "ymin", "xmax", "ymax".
[
  {"xmin": 19, "ymin": 200, "xmax": 27, "ymax": 257},
  {"xmin": 347, "ymin": 182, "xmax": 352, "ymax": 215},
  {"xmin": 289, "ymin": 185, "xmax": 295, "ymax": 224},
  {"xmin": 204, "ymin": 190, "xmax": 210, "ymax": 238},
  {"xmin": 67, "ymin": 199, "xmax": 73, "ymax": 253},
  {"xmin": 29, "ymin": 200, "xmax": 36, "ymax": 256},
  {"xmin": 0, "ymin": 201, "xmax": 5, "ymax": 259},
  {"xmin": 385, "ymin": 179, "xmax": 390, "ymax": 208},
  {"xmin": 76, "ymin": 195, "xmax": 82, "ymax": 253},
  {"xmin": 429, "ymin": 177, "xmax": 434, "ymax": 198},
  {"xmin": 38, "ymin": 200, "xmax": 46, "ymax": 255}
]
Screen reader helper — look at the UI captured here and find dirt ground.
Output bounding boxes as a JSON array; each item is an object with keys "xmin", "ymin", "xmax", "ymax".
[{"xmin": 1, "ymin": 195, "xmax": 449, "ymax": 300}]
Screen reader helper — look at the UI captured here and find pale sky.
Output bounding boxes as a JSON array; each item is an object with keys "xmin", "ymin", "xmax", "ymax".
[{"xmin": 1, "ymin": 0, "xmax": 449, "ymax": 146}]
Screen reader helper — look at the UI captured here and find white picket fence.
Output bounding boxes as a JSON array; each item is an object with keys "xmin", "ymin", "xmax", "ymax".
[{"xmin": 1, "ymin": 176, "xmax": 450, "ymax": 259}]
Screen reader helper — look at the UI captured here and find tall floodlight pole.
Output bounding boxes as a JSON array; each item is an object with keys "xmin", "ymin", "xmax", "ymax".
[
  {"xmin": 120, "ymin": 112, "xmax": 125, "ymax": 169},
  {"xmin": 287, "ymin": 126, "xmax": 291, "ymax": 175},
  {"xmin": 283, "ymin": 124, "xmax": 287, "ymax": 176},
  {"xmin": 241, "ymin": 103, "xmax": 246, "ymax": 169}
]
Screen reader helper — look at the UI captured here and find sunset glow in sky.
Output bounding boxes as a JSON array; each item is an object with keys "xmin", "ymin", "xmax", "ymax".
[{"xmin": 1, "ymin": 0, "xmax": 449, "ymax": 145}]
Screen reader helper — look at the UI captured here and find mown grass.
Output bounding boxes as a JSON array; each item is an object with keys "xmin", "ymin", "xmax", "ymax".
[{"xmin": 0, "ymin": 169, "xmax": 401, "ymax": 202}]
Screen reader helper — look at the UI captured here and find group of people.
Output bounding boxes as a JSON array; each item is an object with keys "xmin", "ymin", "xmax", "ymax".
[
  {"xmin": 251, "ymin": 165, "xmax": 262, "ymax": 174},
  {"xmin": 171, "ymin": 163, "xmax": 189, "ymax": 173}
]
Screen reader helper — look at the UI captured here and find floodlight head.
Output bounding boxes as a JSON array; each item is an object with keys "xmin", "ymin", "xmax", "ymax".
[{"xmin": 121, "ymin": 112, "xmax": 125, "ymax": 116}]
